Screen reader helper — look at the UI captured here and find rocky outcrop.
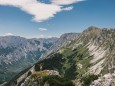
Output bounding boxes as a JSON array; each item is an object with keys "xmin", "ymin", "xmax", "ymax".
[{"xmin": 91, "ymin": 73, "xmax": 115, "ymax": 86}]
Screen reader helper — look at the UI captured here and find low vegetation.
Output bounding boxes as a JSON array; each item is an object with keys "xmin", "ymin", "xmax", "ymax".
[
  {"xmin": 43, "ymin": 75, "xmax": 74, "ymax": 86},
  {"xmin": 81, "ymin": 74, "xmax": 98, "ymax": 86}
]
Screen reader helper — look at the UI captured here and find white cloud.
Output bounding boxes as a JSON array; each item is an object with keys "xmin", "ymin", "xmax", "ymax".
[
  {"xmin": 0, "ymin": 0, "xmax": 84, "ymax": 22},
  {"xmin": 51, "ymin": 0, "xmax": 84, "ymax": 5},
  {"xmin": 63, "ymin": 6, "xmax": 73, "ymax": 11},
  {"xmin": 39, "ymin": 34, "xmax": 45, "ymax": 38},
  {"xmin": 39, "ymin": 28, "xmax": 47, "ymax": 31},
  {"xmin": 4, "ymin": 33, "xmax": 14, "ymax": 36},
  {"xmin": 0, "ymin": 0, "xmax": 62, "ymax": 22}
]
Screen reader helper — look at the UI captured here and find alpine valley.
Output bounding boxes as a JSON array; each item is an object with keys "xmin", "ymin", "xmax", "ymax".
[{"xmin": 0, "ymin": 26, "xmax": 115, "ymax": 86}]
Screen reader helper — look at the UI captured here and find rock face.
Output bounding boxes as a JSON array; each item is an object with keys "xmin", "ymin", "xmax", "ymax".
[
  {"xmin": 0, "ymin": 36, "xmax": 57, "ymax": 65},
  {"xmin": 46, "ymin": 33, "xmax": 80, "ymax": 55},
  {"xmin": 91, "ymin": 73, "xmax": 115, "ymax": 86}
]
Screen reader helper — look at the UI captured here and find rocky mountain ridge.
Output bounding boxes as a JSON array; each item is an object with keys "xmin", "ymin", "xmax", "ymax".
[{"xmin": 1, "ymin": 26, "xmax": 115, "ymax": 86}]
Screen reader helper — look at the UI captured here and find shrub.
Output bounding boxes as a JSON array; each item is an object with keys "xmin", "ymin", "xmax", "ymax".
[
  {"xmin": 81, "ymin": 74, "xmax": 98, "ymax": 86},
  {"xmin": 43, "ymin": 75, "xmax": 75, "ymax": 86}
]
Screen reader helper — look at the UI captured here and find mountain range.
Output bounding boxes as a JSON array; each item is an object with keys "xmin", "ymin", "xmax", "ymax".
[
  {"xmin": 0, "ymin": 36, "xmax": 58, "ymax": 83},
  {"xmin": 0, "ymin": 33, "xmax": 79, "ymax": 84},
  {"xmin": 0, "ymin": 26, "xmax": 115, "ymax": 86}
]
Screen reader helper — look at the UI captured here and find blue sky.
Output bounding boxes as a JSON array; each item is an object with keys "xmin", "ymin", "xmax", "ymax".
[{"xmin": 0, "ymin": 0, "xmax": 115, "ymax": 38}]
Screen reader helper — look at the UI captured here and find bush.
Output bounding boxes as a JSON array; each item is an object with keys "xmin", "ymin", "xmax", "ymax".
[
  {"xmin": 43, "ymin": 75, "xmax": 75, "ymax": 86},
  {"xmin": 27, "ymin": 71, "xmax": 32, "ymax": 77},
  {"xmin": 81, "ymin": 74, "xmax": 98, "ymax": 86}
]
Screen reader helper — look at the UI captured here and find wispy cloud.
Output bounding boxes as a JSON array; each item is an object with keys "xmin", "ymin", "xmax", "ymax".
[
  {"xmin": 51, "ymin": 0, "xmax": 84, "ymax": 5},
  {"xmin": 63, "ymin": 6, "xmax": 73, "ymax": 11},
  {"xmin": 4, "ymin": 33, "xmax": 14, "ymax": 36},
  {"xmin": 39, "ymin": 28, "xmax": 47, "ymax": 31},
  {"xmin": 0, "ymin": 0, "xmax": 84, "ymax": 22},
  {"xmin": 39, "ymin": 35, "xmax": 45, "ymax": 38}
]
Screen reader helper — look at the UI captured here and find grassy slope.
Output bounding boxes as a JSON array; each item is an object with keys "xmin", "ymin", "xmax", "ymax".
[{"xmin": 34, "ymin": 42, "xmax": 91, "ymax": 81}]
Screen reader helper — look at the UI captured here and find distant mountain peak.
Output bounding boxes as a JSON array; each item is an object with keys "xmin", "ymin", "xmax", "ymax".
[{"xmin": 83, "ymin": 26, "xmax": 101, "ymax": 33}]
